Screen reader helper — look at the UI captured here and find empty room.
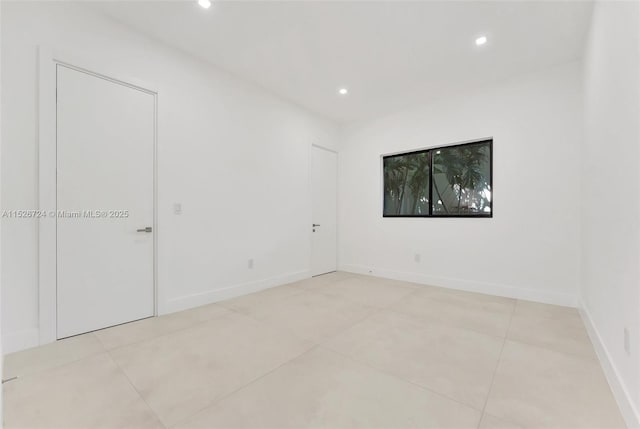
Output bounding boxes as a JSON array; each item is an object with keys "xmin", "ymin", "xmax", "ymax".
[{"xmin": 1, "ymin": 0, "xmax": 639, "ymax": 428}]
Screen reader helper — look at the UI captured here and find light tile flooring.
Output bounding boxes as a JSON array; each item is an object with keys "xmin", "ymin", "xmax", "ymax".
[{"xmin": 3, "ymin": 272, "xmax": 626, "ymax": 429}]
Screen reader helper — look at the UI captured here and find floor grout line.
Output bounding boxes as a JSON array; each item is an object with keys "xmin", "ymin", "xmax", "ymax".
[
  {"xmin": 95, "ymin": 305, "xmax": 234, "ymax": 352},
  {"xmin": 104, "ymin": 350, "xmax": 168, "ymax": 428},
  {"xmin": 499, "ymin": 299, "xmax": 601, "ymax": 362},
  {"xmin": 318, "ymin": 344, "xmax": 485, "ymax": 415},
  {"xmin": 500, "ymin": 336, "xmax": 602, "ymax": 364},
  {"xmin": 296, "ymin": 276, "xmax": 419, "ymax": 307},
  {"xmin": 2, "ymin": 333, "xmax": 107, "ymax": 381},
  {"xmin": 166, "ymin": 345, "xmax": 320, "ymax": 428},
  {"xmin": 477, "ymin": 298, "xmax": 517, "ymax": 428},
  {"xmin": 219, "ymin": 285, "xmax": 387, "ymax": 346},
  {"xmin": 216, "ymin": 298, "xmax": 322, "ymax": 345},
  {"xmin": 383, "ymin": 306, "xmax": 510, "ymax": 341},
  {"xmin": 315, "ymin": 305, "xmax": 390, "ymax": 348}
]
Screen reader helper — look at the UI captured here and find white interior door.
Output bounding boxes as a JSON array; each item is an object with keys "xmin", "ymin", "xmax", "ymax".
[
  {"xmin": 56, "ymin": 65, "xmax": 155, "ymax": 339},
  {"xmin": 311, "ymin": 145, "xmax": 337, "ymax": 276}
]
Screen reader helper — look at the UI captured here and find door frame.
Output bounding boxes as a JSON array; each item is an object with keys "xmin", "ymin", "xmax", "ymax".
[
  {"xmin": 309, "ymin": 143, "xmax": 338, "ymax": 277},
  {"xmin": 38, "ymin": 46, "xmax": 159, "ymax": 345}
]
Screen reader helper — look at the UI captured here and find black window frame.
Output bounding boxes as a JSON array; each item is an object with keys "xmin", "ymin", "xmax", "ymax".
[{"xmin": 382, "ymin": 138, "xmax": 493, "ymax": 218}]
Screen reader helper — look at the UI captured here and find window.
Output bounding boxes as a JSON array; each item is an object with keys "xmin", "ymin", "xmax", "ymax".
[
  {"xmin": 382, "ymin": 139, "xmax": 492, "ymax": 217},
  {"xmin": 383, "ymin": 150, "xmax": 431, "ymax": 216}
]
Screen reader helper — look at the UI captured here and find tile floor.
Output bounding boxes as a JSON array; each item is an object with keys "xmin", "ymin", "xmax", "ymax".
[{"xmin": 3, "ymin": 272, "xmax": 626, "ymax": 429}]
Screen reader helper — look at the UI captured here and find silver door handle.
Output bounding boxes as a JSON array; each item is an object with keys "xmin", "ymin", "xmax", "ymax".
[
  {"xmin": 136, "ymin": 227, "xmax": 152, "ymax": 233},
  {"xmin": 312, "ymin": 224, "xmax": 321, "ymax": 227}
]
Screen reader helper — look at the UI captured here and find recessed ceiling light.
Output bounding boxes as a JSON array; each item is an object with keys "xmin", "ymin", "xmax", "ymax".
[
  {"xmin": 338, "ymin": 88, "xmax": 348, "ymax": 95},
  {"xmin": 475, "ymin": 36, "xmax": 487, "ymax": 46},
  {"xmin": 198, "ymin": 0, "xmax": 211, "ymax": 9}
]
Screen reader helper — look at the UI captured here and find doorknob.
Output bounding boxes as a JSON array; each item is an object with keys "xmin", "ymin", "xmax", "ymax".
[
  {"xmin": 136, "ymin": 227, "xmax": 152, "ymax": 233},
  {"xmin": 312, "ymin": 224, "xmax": 321, "ymax": 227}
]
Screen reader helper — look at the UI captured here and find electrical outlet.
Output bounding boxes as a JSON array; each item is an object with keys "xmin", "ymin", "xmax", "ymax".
[
  {"xmin": 173, "ymin": 203, "xmax": 182, "ymax": 215},
  {"xmin": 624, "ymin": 327, "xmax": 631, "ymax": 355},
  {"xmin": 414, "ymin": 253, "xmax": 421, "ymax": 263},
  {"xmin": 248, "ymin": 259, "xmax": 254, "ymax": 269}
]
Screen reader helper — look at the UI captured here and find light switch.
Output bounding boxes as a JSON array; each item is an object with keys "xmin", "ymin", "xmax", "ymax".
[{"xmin": 173, "ymin": 203, "xmax": 182, "ymax": 215}]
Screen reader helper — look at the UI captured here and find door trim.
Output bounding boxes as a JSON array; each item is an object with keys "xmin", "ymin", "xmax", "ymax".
[
  {"xmin": 309, "ymin": 144, "xmax": 338, "ymax": 277},
  {"xmin": 38, "ymin": 46, "xmax": 159, "ymax": 345}
]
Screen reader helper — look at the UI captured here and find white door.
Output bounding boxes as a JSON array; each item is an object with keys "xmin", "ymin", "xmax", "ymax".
[
  {"xmin": 311, "ymin": 145, "xmax": 337, "ymax": 276},
  {"xmin": 56, "ymin": 65, "xmax": 155, "ymax": 338}
]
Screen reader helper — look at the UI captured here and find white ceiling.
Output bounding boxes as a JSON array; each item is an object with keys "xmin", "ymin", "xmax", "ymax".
[{"xmin": 94, "ymin": 1, "xmax": 593, "ymax": 123}]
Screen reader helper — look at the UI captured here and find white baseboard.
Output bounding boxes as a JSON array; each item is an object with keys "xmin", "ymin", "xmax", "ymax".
[
  {"xmin": 162, "ymin": 270, "xmax": 310, "ymax": 314},
  {"xmin": 339, "ymin": 264, "xmax": 577, "ymax": 307},
  {"xmin": 3, "ymin": 328, "xmax": 39, "ymax": 355},
  {"xmin": 580, "ymin": 303, "xmax": 640, "ymax": 429}
]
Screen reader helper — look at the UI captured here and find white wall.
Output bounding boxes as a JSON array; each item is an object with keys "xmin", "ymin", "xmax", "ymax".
[
  {"xmin": 581, "ymin": 2, "xmax": 640, "ymax": 427},
  {"xmin": 1, "ymin": 2, "xmax": 338, "ymax": 353},
  {"xmin": 338, "ymin": 61, "xmax": 583, "ymax": 306}
]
